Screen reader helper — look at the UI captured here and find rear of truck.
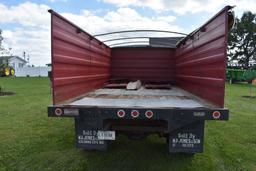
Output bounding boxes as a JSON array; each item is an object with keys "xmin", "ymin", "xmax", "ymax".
[{"xmin": 48, "ymin": 6, "xmax": 234, "ymax": 153}]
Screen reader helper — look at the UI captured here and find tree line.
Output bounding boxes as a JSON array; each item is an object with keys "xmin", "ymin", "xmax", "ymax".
[{"xmin": 228, "ymin": 11, "xmax": 256, "ymax": 68}]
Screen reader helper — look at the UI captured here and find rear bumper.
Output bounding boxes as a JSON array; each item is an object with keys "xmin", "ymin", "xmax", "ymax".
[
  {"xmin": 48, "ymin": 106, "xmax": 228, "ymax": 121},
  {"xmin": 48, "ymin": 106, "xmax": 228, "ymax": 153}
]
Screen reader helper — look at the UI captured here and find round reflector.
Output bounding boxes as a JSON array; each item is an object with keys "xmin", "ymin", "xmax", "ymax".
[
  {"xmin": 117, "ymin": 110, "xmax": 125, "ymax": 118},
  {"xmin": 131, "ymin": 110, "xmax": 139, "ymax": 118},
  {"xmin": 145, "ymin": 110, "xmax": 153, "ymax": 118},
  {"xmin": 55, "ymin": 108, "xmax": 63, "ymax": 116},
  {"xmin": 212, "ymin": 111, "xmax": 220, "ymax": 119}
]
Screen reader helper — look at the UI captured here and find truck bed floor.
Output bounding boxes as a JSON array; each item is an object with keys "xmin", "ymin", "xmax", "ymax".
[{"xmin": 69, "ymin": 87, "xmax": 213, "ymax": 109}]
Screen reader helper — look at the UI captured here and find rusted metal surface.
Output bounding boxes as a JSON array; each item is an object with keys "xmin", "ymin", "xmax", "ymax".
[
  {"xmin": 175, "ymin": 6, "xmax": 232, "ymax": 107},
  {"xmin": 49, "ymin": 10, "xmax": 111, "ymax": 104},
  {"xmin": 111, "ymin": 47, "xmax": 175, "ymax": 82},
  {"xmin": 144, "ymin": 83, "xmax": 172, "ymax": 89}
]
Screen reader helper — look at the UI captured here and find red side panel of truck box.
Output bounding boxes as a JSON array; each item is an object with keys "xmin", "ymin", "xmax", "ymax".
[
  {"xmin": 111, "ymin": 47, "xmax": 175, "ymax": 82},
  {"xmin": 49, "ymin": 10, "xmax": 111, "ymax": 104},
  {"xmin": 175, "ymin": 6, "xmax": 231, "ymax": 107},
  {"xmin": 49, "ymin": 6, "xmax": 231, "ymax": 107}
]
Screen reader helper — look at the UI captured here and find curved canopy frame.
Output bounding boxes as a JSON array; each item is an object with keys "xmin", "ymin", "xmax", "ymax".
[
  {"xmin": 94, "ymin": 30, "xmax": 187, "ymax": 48},
  {"xmin": 109, "ymin": 41, "xmax": 177, "ymax": 48},
  {"xmin": 103, "ymin": 36, "xmax": 183, "ymax": 43},
  {"xmin": 94, "ymin": 29, "xmax": 187, "ymax": 37},
  {"xmin": 109, "ymin": 41, "xmax": 149, "ymax": 47}
]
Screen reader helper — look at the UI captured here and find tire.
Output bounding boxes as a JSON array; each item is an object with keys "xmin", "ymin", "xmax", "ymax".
[
  {"xmin": 10, "ymin": 68, "xmax": 15, "ymax": 76},
  {"xmin": 4, "ymin": 67, "xmax": 10, "ymax": 76}
]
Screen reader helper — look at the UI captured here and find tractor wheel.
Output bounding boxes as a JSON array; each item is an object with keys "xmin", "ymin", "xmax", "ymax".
[
  {"xmin": 10, "ymin": 68, "xmax": 15, "ymax": 76},
  {"xmin": 4, "ymin": 67, "xmax": 10, "ymax": 76}
]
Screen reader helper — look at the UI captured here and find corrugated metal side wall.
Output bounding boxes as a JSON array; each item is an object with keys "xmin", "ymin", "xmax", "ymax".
[
  {"xmin": 111, "ymin": 47, "xmax": 175, "ymax": 82},
  {"xmin": 49, "ymin": 10, "xmax": 111, "ymax": 104},
  {"xmin": 175, "ymin": 7, "xmax": 230, "ymax": 107}
]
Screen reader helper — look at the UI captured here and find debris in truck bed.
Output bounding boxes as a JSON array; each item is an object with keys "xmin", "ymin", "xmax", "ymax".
[
  {"xmin": 126, "ymin": 80, "xmax": 142, "ymax": 90},
  {"xmin": 103, "ymin": 78, "xmax": 131, "ymax": 89}
]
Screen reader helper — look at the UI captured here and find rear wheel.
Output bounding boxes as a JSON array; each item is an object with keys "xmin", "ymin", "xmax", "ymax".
[
  {"xmin": 4, "ymin": 67, "xmax": 10, "ymax": 76},
  {"xmin": 10, "ymin": 68, "xmax": 15, "ymax": 76}
]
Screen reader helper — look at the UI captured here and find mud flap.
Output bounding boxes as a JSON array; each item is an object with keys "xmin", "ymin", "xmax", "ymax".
[
  {"xmin": 75, "ymin": 116, "xmax": 108, "ymax": 151},
  {"xmin": 168, "ymin": 120, "xmax": 205, "ymax": 153}
]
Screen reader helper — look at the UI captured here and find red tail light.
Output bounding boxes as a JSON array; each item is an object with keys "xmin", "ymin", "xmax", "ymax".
[
  {"xmin": 145, "ymin": 110, "xmax": 153, "ymax": 118},
  {"xmin": 117, "ymin": 110, "xmax": 125, "ymax": 118},
  {"xmin": 131, "ymin": 110, "xmax": 139, "ymax": 118},
  {"xmin": 55, "ymin": 108, "xmax": 63, "ymax": 116},
  {"xmin": 212, "ymin": 111, "xmax": 221, "ymax": 119}
]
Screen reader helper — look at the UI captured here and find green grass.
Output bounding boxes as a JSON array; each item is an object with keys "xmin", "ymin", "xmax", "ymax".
[{"xmin": 0, "ymin": 77, "xmax": 255, "ymax": 171}]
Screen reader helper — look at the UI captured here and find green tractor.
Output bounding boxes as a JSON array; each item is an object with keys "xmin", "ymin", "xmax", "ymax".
[
  {"xmin": 0, "ymin": 64, "xmax": 15, "ymax": 77},
  {"xmin": 226, "ymin": 68, "xmax": 245, "ymax": 84},
  {"xmin": 226, "ymin": 65, "xmax": 256, "ymax": 84}
]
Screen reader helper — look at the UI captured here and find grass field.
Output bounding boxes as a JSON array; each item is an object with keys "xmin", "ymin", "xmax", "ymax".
[{"xmin": 0, "ymin": 77, "xmax": 255, "ymax": 171}]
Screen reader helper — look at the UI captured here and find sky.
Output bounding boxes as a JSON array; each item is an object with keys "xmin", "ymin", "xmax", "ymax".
[{"xmin": 0, "ymin": 0, "xmax": 255, "ymax": 66}]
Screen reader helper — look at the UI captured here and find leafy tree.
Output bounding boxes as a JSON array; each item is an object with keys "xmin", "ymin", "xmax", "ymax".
[
  {"xmin": 0, "ymin": 29, "xmax": 11, "ymax": 67},
  {"xmin": 0, "ymin": 29, "xmax": 12, "ymax": 56},
  {"xmin": 228, "ymin": 11, "xmax": 256, "ymax": 68},
  {"xmin": 0, "ymin": 29, "xmax": 4, "ymax": 53}
]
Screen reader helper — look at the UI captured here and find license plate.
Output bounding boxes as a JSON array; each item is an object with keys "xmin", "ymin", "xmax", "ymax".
[{"xmin": 97, "ymin": 131, "xmax": 115, "ymax": 140}]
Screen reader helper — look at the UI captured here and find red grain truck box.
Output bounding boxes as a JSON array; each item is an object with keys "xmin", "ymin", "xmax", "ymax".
[{"xmin": 48, "ymin": 6, "xmax": 234, "ymax": 154}]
